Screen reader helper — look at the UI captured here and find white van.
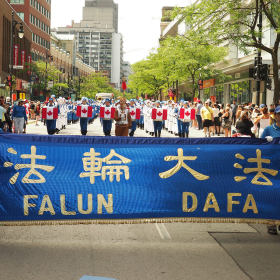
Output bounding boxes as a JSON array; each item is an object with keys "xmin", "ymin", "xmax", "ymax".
[{"xmin": 95, "ymin": 93, "xmax": 114, "ymax": 103}]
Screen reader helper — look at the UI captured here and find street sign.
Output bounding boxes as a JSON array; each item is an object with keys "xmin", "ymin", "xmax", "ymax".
[
  {"xmin": 30, "ymin": 75, "xmax": 36, "ymax": 82},
  {"xmin": 48, "ymin": 81, "xmax": 54, "ymax": 88},
  {"xmin": 0, "ymin": 84, "xmax": 5, "ymax": 87},
  {"xmin": 13, "ymin": 65, "xmax": 23, "ymax": 70}
]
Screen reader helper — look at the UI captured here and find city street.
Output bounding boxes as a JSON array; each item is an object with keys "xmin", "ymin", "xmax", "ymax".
[
  {"xmin": 0, "ymin": 222, "xmax": 279, "ymax": 280},
  {"xmin": 0, "ymin": 117, "xmax": 279, "ymax": 280},
  {"xmin": 25, "ymin": 117, "xmax": 210, "ymax": 138}
]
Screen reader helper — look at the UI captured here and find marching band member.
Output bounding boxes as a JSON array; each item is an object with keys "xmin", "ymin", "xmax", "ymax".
[
  {"xmin": 46, "ymin": 98, "xmax": 59, "ymax": 135},
  {"xmin": 129, "ymin": 99, "xmax": 137, "ymax": 137},
  {"xmin": 114, "ymin": 97, "xmax": 132, "ymax": 136},
  {"xmin": 153, "ymin": 100, "xmax": 163, "ymax": 137},
  {"xmin": 102, "ymin": 98, "xmax": 113, "ymax": 136},
  {"xmin": 80, "ymin": 97, "xmax": 89, "ymax": 136},
  {"xmin": 180, "ymin": 101, "xmax": 191, "ymax": 138}
]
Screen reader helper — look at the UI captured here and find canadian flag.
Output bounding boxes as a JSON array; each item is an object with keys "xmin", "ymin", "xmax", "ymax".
[
  {"xmin": 76, "ymin": 105, "xmax": 92, "ymax": 118},
  {"xmin": 100, "ymin": 106, "xmax": 115, "ymax": 119},
  {"xmin": 129, "ymin": 108, "xmax": 141, "ymax": 120},
  {"xmin": 180, "ymin": 108, "xmax": 196, "ymax": 121},
  {"xmin": 151, "ymin": 108, "xmax": 167, "ymax": 121},
  {"xmin": 42, "ymin": 107, "xmax": 58, "ymax": 120}
]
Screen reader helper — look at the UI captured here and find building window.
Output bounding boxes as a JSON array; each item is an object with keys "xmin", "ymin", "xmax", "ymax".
[
  {"xmin": 10, "ymin": 0, "xmax": 24, "ymax": 3},
  {"xmin": 30, "ymin": 0, "xmax": 33, "ymax": 5}
]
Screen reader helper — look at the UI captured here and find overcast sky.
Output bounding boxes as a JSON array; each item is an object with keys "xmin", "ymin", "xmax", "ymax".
[{"xmin": 51, "ymin": 0, "xmax": 191, "ymax": 64}]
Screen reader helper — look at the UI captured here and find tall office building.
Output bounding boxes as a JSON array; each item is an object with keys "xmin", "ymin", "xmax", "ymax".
[
  {"xmin": 8, "ymin": 0, "xmax": 51, "ymax": 62},
  {"xmin": 82, "ymin": 0, "xmax": 118, "ymax": 33},
  {"xmin": 55, "ymin": 0, "xmax": 123, "ymax": 89}
]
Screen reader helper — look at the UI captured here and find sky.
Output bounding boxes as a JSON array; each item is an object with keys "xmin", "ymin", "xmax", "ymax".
[{"xmin": 51, "ymin": 0, "xmax": 191, "ymax": 64}]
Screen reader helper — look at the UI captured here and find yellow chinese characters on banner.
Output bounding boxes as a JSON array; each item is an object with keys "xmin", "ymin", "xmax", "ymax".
[{"xmin": 80, "ymin": 149, "xmax": 132, "ymax": 184}]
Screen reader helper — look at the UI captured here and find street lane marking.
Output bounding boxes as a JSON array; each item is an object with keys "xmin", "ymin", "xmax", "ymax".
[{"xmin": 155, "ymin": 223, "xmax": 171, "ymax": 240}]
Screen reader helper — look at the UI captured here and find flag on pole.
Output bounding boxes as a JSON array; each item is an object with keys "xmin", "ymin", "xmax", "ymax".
[
  {"xmin": 42, "ymin": 107, "xmax": 58, "ymax": 120},
  {"xmin": 76, "ymin": 105, "xmax": 92, "ymax": 118},
  {"xmin": 100, "ymin": 107, "xmax": 115, "ymax": 119},
  {"xmin": 129, "ymin": 108, "xmax": 141, "ymax": 120},
  {"xmin": 151, "ymin": 108, "xmax": 167, "ymax": 121},
  {"xmin": 179, "ymin": 108, "xmax": 196, "ymax": 121}
]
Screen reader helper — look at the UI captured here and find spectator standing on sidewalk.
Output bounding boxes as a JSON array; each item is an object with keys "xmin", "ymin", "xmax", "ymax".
[
  {"xmin": 30, "ymin": 101, "xmax": 35, "ymax": 120},
  {"xmin": 201, "ymin": 100, "xmax": 214, "ymax": 137},
  {"xmin": 0, "ymin": 102, "xmax": 6, "ymax": 131},
  {"xmin": 35, "ymin": 101, "xmax": 41, "ymax": 126},
  {"xmin": 12, "ymin": 99, "xmax": 28, "ymax": 133},
  {"xmin": 230, "ymin": 100, "xmax": 238, "ymax": 125},
  {"xmin": 254, "ymin": 104, "xmax": 270, "ymax": 138},
  {"xmin": 196, "ymin": 100, "xmax": 203, "ymax": 130}
]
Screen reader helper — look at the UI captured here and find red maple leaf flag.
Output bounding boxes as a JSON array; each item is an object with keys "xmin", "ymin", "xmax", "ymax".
[
  {"xmin": 151, "ymin": 108, "xmax": 167, "ymax": 121},
  {"xmin": 129, "ymin": 108, "xmax": 141, "ymax": 120},
  {"xmin": 76, "ymin": 105, "xmax": 93, "ymax": 118},
  {"xmin": 42, "ymin": 107, "xmax": 58, "ymax": 120},
  {"xmin": 100, "ymin": 106, "xmax": 115, "ymax": 119},
  {"xmin": 180, "ymin": 108, "xmax": 196, "ymax": 120}
]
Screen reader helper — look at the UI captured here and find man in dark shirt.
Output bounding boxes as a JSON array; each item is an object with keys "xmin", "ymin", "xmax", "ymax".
[{"xmin": 230, "ymin": 100, "xmax": 238, "ymax": 125}]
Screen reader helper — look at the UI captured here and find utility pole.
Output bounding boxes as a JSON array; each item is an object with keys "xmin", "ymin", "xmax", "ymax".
[{"xmin": 256, "ymin": 2, "xmax": 263, "ymax": 106}]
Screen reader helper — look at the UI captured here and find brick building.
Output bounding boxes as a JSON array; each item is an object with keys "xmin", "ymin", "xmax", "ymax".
[
  {"xmin": 8, "ymin": 0, "xmax": 51, "ymax": 62},
  {"xmin": 0, "ymin": 0, "xmax": 32, "ymax": 99}
]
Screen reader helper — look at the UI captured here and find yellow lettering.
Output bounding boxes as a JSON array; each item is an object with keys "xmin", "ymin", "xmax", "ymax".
[
  {"xmin": 203, "ymin": 193, "xmax": 220, "ymax": 212},
  {"xmin": 60, "ymin": 195, "xmax": 76, "ymax": 215},
  {"xmin": 243, "ymin": 194, "xmax": 258, "ymax": 214},
  {"xmin": 228, "ymin": 193, "xmax": 241, "ymax": 212},
  {"xmin": 78, "ymin": 194, "xmax": 93, "ymax": 215},
  {"xmin": 97, "ymin": 194, "xmax": 113, "ymax": 214},
  {"xmin": 38, "ymin": 195, "xmax": 55, "ymax": 215},
  {"xmin": 23, "ymin": 195, "xmax": 38, "ymax": 216},
  {"xmin": 182, "ymin": 192, "xmax": 197, "ymax": 212}
]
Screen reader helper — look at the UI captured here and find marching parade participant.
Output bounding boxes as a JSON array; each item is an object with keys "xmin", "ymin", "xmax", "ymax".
[
  {"xmin": 101, "ymin": 98, "xmax": 114, "ymax": 136},
  {"xmin": 174, "ymin": 100, "xmax": 184, "ymax": 137},
  {"xmin": 179, "ymin": 101, "xmax": 193, "ymax": 138},
  {"xmin": 77, "ymin": 97, "xmax": 92, "ymax": 136},
  {"xmin": 152, "ymin": 100, "xmax": 164, "ymax": 137},
  {"xmin": 139, "ymin": 102, "xmax": 145, "ymax": 130},
  {"xmin": 43, "ymin": 98, "xmax": 59, "ymax": 135},
  {"xmin": 128, "ymin": 99, "xmax": 140, "ymax": 137},
  {"xmin": 114, "ymin": 97, "xmax": 132, "ymax": 137}
]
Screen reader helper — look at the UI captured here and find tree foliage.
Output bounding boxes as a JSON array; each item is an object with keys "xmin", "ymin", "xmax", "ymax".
[
  {"xmin": 129, "ymin": 35, "xmax": 228, "ymax": 100},
  {"xmin": 173, "ymin": 0, "xmax": 280, "ymax": 102}
]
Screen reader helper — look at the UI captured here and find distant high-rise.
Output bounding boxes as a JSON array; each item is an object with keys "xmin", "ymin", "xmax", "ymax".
[
  {"xmin": 83, "ymin": 0, "xmax": 118, "ymax": 33},
  {"xmin": 55, "ymin": 0, "xmax": 123, "ymax": 89}
]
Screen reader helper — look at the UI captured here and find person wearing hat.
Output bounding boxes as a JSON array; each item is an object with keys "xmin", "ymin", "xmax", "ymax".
[
  {"xmin": 261, "ymin": 105, "xmax": 280, "ymax": 235},
  {"xmin": 11, "ymin": 99, "xmax": 28, "ymax": 133},
  {"xmin": 153, "ymin": 100, "xmax": 163, "ymax": 137},
  {"xmin": 102, "ymin": 98, "xmax": 113, "ymax": 136},
  {"xmin": 129, "ymin": 99, "xmax": 137, "ymax": 137},
  {"xmin": 180, "ymin": 101, "xmax": 191, "ymax": 138},
  {"xmin": 80, "ymin": 98, "xmax": 89, "ymax": 136},
  {"xmin": 201, "ymin": 100, "xmax": 214, "ymax": 137},
  {"xmin": 45, "ymin": 98, "xmax": 60, "ymax": 135},
  {"xmin": 174, "ymin": 100, "xmax": 184, "ymax": 137},
  {"xmin": 114, "ymin": 97, "xmax": 132, "ymax": 136}
]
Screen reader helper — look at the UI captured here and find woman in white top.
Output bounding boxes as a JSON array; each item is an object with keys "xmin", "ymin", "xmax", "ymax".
[
  {"xmin": 212, "ymin": 103, "xmax": 220, "ymax": 136},
  {"xmin": 254, "ymin": 105, "xmax": 270, "ymax": 138}
]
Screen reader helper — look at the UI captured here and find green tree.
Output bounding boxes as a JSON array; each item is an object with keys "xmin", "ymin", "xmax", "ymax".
[
  {"xmin": 173, "ymin": 0, "xmax": 280, "ymax": 102},
  {"xmin": 77, "ymin": 72, "xmax": 119, "ymax": 100},
  {"xmin": 129, "ymin": 54, "xmax": 168, "ymax": 100},
  {"xmin": 22, "ymin": 61, "xmax": 68, "ymax": 98},
  {"xmin": 158, "ymin": 36, "xmax": 228, "ymax": 100}
]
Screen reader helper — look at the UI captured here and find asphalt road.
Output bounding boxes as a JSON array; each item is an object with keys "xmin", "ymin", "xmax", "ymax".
[{"xmin": 1, "ymin": 118, "xmax": 279, "ymax": 280}]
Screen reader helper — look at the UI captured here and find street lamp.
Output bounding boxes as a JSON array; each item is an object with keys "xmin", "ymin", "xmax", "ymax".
[{"xmin": 9, "ymin": 11, "xmax": 24, "ymax": 100}]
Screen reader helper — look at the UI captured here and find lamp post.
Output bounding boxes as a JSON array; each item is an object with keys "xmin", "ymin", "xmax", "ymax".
[
  {"xmin": 45, "ymin": 50, "xmax": 53, "ymax": 95},
  {"xmin": 9, "ymin": 11, "xmax": 24, "ymax": 100}
]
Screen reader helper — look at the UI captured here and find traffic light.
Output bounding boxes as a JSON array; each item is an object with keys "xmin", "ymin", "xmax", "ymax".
[
  {"xmin": 253, "ymin": 56, "xmax": 262, "ymax": 80},
  {"xmin": 6, "ymin": 76, "xmax": 12, "ymax": 87},
  {"xmin": 198, "ymin": 79, "xmax": 203, "ymax": 90},
  {"xmin": 260, "ymin": 64, "xmax": 268, "ymax": 81}
]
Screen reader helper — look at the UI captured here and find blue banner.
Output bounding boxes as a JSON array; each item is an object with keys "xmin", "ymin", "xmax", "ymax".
[{"xmin": 1, "ymin": 134, "xmax": 280, "ymax": 226}]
